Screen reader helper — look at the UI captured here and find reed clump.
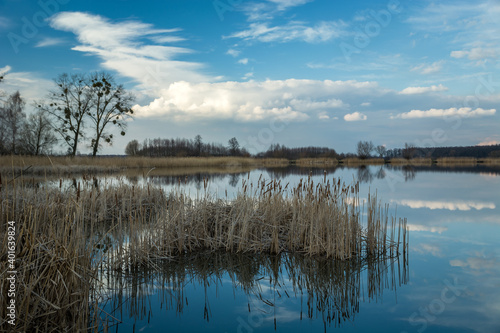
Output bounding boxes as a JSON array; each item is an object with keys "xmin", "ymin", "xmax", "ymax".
[{"xmin": 1, "ymin": 174, "xmax": 408, "ymax": 330}]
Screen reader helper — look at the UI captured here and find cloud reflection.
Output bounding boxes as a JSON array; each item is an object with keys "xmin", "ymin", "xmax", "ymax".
[{"xmin": 393, "ymin": 199, "xmax": 495, "ymax": 211}]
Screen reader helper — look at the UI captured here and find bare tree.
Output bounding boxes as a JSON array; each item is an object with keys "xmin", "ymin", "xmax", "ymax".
[
  {"xmin": 402, "ymin": 142, "xmax": 416, "ymax": 160},
  {"xmin": 125, "ymin": 139, "xmax": 140, "ymax": 156},
  {"xmin": 1, "ymin": 91, "xmax": 26, "ymax": 154},
  {"xmin": 356, "ymin": 140, "xmax": 374, "ymax": 159},
  {"xmin": 18, "ymin": 110, "xmax": 58, "ymax": 155},
  {"xmin": 194, "ymin": 135, "xmax": 202, "ymax": 156},
  {"xmin": 36, "ymin": 73, "xmax": 92, "ymax": 156},
  {"xmin": 228, "ymin": 137, "xmax": 240, "ymax": 156},
  {"xmin": 87, "ymin": 72, "xmax": 135, "ymax": 156},
  {"xmin": 375, "ymin": 145, "xmax": 387, "ymax": 158}
]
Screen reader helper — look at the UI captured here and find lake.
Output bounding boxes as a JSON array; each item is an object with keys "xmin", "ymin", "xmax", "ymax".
[{"xmin": 94, "ymin": 165, "xmax": 500, "ymax": 332}]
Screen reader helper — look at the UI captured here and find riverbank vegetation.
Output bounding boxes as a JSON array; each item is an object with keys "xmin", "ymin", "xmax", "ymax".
[{"xmin": 0, "ymin": 174, "xmax": 408, "ymax": 331}]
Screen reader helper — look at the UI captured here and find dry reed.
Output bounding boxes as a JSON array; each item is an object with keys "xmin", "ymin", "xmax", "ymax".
[
  {"xmin": 0, "ymin": 156, "xmax": 288, "ymax": 176},
  {"xmin": 0, "ymin": 173, "xmax": 408, "ymax": 331}
]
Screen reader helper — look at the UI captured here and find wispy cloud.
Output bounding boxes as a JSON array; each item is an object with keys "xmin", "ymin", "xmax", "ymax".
[
  {"xmin": 392, "ymin": 107, "xmax": 496, "ymax": 119},
  {"xmin": 227, "ymin": 20, "xmax": 347, "ymax": 43},
  {"xmin": 344, "ymin": 112, "xmax": 367, "ymax": 122},
  {"xmin": 238, "ymin": 58, "xmax": 249, "ymax": 65},
  {"xmin": 49, "ymin": 12, "xmax": 210, "ymax": 92},
  {"xmin": 411, "ymin": 61, "xmax": 444, "ymax": 75},
  {"xmin": 267, "ymin": 0, "xmax": 313, "ymax": 11},
  {"xmin": 399, "ymin": 84, "xmax": 448, "ymax": 95},
  {"xmin": 0, "ymin": 16, "xmax": 10, "ymax": 29},
  {"xmin": 35, "ymin": 37, "xmax": 66, "ymax": 48}
]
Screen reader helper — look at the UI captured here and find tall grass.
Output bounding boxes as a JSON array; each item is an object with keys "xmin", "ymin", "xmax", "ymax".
[{"xmin": 1, "ymin": 173, "xmax": 408, "ymax": 331}]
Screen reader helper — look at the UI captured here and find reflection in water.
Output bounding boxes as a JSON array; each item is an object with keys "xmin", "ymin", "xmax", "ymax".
[
  {"xmin": 95, "ymin": 251, "xmax": 408, "ymax": 331},
  {"xmin": 393, "ymin": 199, "xmax": 496, "ymax": 211}
]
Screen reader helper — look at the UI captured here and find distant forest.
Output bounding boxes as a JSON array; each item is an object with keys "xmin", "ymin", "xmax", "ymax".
[{"xmin": 126, "ymin": 137, "xmax": 500, "ymax": 159}]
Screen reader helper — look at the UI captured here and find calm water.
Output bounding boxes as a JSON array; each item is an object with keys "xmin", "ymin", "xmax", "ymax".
[{"xmin": 96, "ymin": 165, "xmax": 500, "ymax": 332}]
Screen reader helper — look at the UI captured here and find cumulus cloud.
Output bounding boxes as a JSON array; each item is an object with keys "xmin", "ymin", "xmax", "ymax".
[
  {"xmin": 133, "ymin": 79, "xmax": 358, "ymax": 122},
  {"xmin": 399, "ymin": 84, "xmax": 448, "ymax": 95},
  {"xmin": 392, "ymin": 107, "xmax": 496, "ymax": 119},
  {"xmin": 49, "ymin": 12, "xmax": 210, "ymax": 92},
  {"xmin": 344, "ymin": 112, "xmax": 367, "ymax": 121},
  {"xmin": 392, "ymin": 199, "xmax": 495, "ymax": 211},
  {"xmin": 238, "ymin": 58, "xmax": 249, "ymax": 65}
]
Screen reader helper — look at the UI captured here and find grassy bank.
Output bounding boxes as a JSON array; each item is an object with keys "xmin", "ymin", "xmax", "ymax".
[
  {"xmin": 0, "ymin": 174, "xmax": 407, "ymax": 331},
  {"xmin": 0, "ymin": 156, "xmax": 289, "ymax": 176}
]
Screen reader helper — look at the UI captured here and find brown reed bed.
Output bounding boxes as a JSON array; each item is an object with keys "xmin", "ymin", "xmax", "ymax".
[
  {"xmin": 340, "ymin": 158, "xmax": 385, "ymax": 166},
  {"xmin": 389, "ymin": 158, "xmax": 433, "ymax": 166},
  {"xmin": 294, "ymin": 158, "xmax": 339, "ymax": 166},
  {"xmin": 0, "ymin": 156, "xmax": 288, "ymax": 177},
  {"xmin": 0, "ymin": 174, "xmax": 407, "ymax": 331},
  {"xmin": 435, "ymin": 157, "xmax": 477, "ymax": 166}
]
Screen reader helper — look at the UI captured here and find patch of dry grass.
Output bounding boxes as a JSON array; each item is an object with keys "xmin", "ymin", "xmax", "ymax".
[{"xmin": 0, "ymin": 174, "xmax": 407, "ymax": 330}]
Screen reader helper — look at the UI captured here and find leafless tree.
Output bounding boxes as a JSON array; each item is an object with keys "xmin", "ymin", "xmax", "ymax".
[
  {"xmin": 125, "ymin": 139, "xmax": 140, "ymax": 156},
  {"xmin": 36, "ymin": 73, "xmax": 92, "ymax": 156},
  {"xmin": 1, "ymin": 91, "xmax": 26, "ymax": 154},
  {"xmin": 356, "ymin": 140, "xmax": 374, "ymax": 159},
  {"xmin": 87, "ymin": 72, "xmax": 134, "ymax": 156},
  {"xmin": 19, "ymin": 110, "xmax": 58, "ymax": 155}
]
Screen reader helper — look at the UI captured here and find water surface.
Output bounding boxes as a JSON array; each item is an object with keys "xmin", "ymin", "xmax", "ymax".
[{"xmin": 94, "ymin": 165, "xmax": 500, "ymax": 332}]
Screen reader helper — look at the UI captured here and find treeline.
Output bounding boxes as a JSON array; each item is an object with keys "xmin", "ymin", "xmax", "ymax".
[
  {"xmin": 125, "ymin": 136, "xmax": 249, "ymax": 157},
  {"xmin": 356, "ymin": 140, "xmax": 500, "ymax": 159},
  {"xmin": 385, "ymin": 144, "xmax": 500, "ymax": 159},
  {"xmin": 257, "ymin": 143, "xmax": 338, "ymax": 159}
]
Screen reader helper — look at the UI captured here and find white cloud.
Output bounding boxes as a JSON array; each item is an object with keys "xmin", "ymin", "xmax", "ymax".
[
  {"xmin": 242, "ymin": 72, "xmax": 254, "ymax": 80},
  {"xmin": 238, "ymin": 58, "xmax": 249, "ymax": 65},
  {"xmin": 399, "ymin": 84, "xmax": 448, "ymax": 95},
  {"xmin": 392, "ymin": 107, "xmax": 496, "ymax": 119},
  {"xmin": 0, "ymin": 66, "xmax": 55, "ymax": 103},
  {"xmin": 49, "ymin": 12, "xmax": 210, "ymax": 92},
  {"xmin": 267, "ymin": 0, "xmax": 313, "ymax": 10},
  {"xmin": 411, "ymin": 61, "xmax": 444, "ymax": 75},
  {"xmin": 35, "ymin": 37, "xmax": 66, "ymax": 48},
  {"xmin": 360, "ymin": 102, "xmax": 371, "ymax": 107},
  {"xmin": 344, "ymin": 112, "xmax": 367, "ymax": 122},
  {"xmin": 392, "ymin": 199, "xmax": 495, "ymax": 211},
  {"xmin": 227, "ymin": 21, "xmax": 347, "ymax": 43},
  {"xmin": 226, "ymin": 49, "xmax": 241, "ymax": 57},
  {"xmin": 477, "ymin": 140, "xmax": 500, "ymax": 146},
  {"xmin": 133, "ymin": 79, "xmax": 368, "ymax": 122}
]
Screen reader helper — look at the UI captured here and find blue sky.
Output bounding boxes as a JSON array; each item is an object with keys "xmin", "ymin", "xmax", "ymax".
[{"xmin": 1, "ymin": 0, "xmax": 499, "ymax": 154}]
